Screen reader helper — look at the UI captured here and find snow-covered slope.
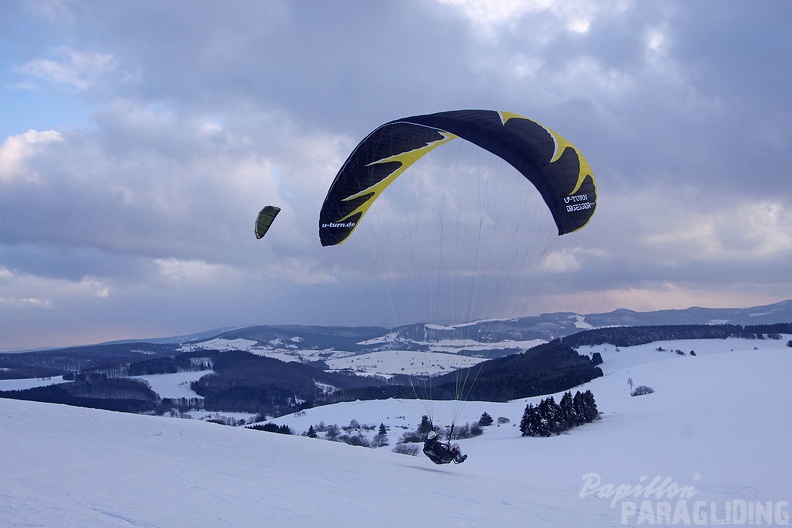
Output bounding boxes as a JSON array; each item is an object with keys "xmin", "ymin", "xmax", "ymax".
[{"xmin": 2, "ymin": 337, "xmax": 790, "ymax": 527}]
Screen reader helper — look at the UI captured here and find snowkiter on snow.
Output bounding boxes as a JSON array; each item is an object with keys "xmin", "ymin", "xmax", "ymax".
[{"xmin": 423, "ymin": 431, "xmax": 467, "ymax": 464}]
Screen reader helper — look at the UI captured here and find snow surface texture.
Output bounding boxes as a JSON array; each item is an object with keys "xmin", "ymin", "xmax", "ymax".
[{"xmin": 2, "ymin": 337, "xmax": 791, "ymax": 527}]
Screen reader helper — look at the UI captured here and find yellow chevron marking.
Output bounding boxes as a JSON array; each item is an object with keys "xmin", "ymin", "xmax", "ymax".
[
  {"xmin": 499, "ymin": 111, "xmax": 592, "ymax": 196},
  {"xmin": 336, "ymin": 131, "xmax": 457, "ymax": 224}
]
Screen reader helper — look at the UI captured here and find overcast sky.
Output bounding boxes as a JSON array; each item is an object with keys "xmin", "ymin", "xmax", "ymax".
[{"xmin": 1, "ymin": 0, "xmax": 790, "ymax": 350}]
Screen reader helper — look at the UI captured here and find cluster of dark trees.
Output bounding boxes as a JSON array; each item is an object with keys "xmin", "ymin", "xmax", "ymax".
[
  {"xmin": 559, "ymin": 323, "xmax": 792, "ymax": 349},
  {"xmin": 631, "ymin": 385, "xmax": 654, "ymax": 397},
  {"xmin": 189, "ymin": 351, "xmax": 388, "ymax": 417},
  {"xmin": 66, "ymin": 350, "xmax": 217, "ymax": 381},
  {"xmin": 432, "ymin": 341, "xmax": 603, "ymax": 402},
  {"xmin": 299, "ymin": 421, "xmax": 389, "ymax": 448},
  {"xmin": 247, "ymin": 422, "xmax": 293, "ymax": 435},
  {"xmin": 0, "ymin": 343, "xmax": 176, "ymax": 380},
  {"xmin": 519, "ymin": 390, "xmax": 598, "ymax": 437},
  {"xmin": 127, "ymin": 352, "xmax": 214, "ymax": 376},
  {"xmin": 0, "ymin": 378, "xmax": 160, "ymax": 413},
  {"xmin": 159, "ymin": 397, "xmax": 204, "ymax": 415}
]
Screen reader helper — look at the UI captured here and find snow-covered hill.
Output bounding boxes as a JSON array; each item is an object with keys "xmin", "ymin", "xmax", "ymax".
[
  {"xmin": 166, "ymin": 299, "xmax": 792, "ymax": 376},
  {"xmin": 2, "ymin": 335, "xmax": 790, "ymax": 527}
]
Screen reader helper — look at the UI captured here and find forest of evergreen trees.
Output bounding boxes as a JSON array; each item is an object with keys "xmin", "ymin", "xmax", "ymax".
[
  {"xmin": 0, "ymin": 378, "xmax": 159, "ymax": 413},
  {"xmin": 247, "ymin": 422, "xmax": 293, "ymax": 435},
  {"xmin": 432, "ymin": 341, "xmax": 603, "ymax": 402},
  {"xmin": 519, "ymin": 390, "xmax": 598, "ymax": 437},
  {"xmin": 558, "ymin": 323, "xmax": 792, "ymax": 349}
]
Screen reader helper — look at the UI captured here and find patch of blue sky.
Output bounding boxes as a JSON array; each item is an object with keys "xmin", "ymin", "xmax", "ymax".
[{"xmin": 0, "ymin": 84, "xmax": 92, "ymax": 139}]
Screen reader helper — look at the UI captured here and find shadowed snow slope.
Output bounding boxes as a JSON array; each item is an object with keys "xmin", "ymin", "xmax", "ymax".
[{"xmin": 2, "ymin": 338, "xmax": 791, "ymax": 527}]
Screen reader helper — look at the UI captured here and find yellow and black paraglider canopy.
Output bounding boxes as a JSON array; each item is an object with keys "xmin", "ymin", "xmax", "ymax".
[{"xmin": 319, "ymin": 109, "xmax": 596, "ymax": 246}]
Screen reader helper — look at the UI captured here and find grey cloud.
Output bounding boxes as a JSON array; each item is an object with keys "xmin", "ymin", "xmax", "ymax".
[{"xmin": 1, "ymin": 0, "xmax": 790, "ymax": 348}]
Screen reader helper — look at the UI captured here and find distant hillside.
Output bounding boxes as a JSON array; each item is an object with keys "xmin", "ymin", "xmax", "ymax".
[
  {"xmin": 558, "ymin": 322, "xmax": 792, "ymax": 348},
  {"xmin": 433, "ymin": 341, "xmax": 604, "ymax": 402},
  {"xmin": 190, "ymin": 350, "xmax": 388, "ymax": 416},
  {"xmin": 3, "ymin": 322, "xmax": 791, "ymax": 417},
  {"xmin": 582, "ymin": 300, "xmax": 792, "ymax": 327},
  {"xmin": 178, "ymin": 298, "xmax": 792, "ymax": 355},
  {"xmin": 3, "ymin": 300, "xmax": 790, "ymax": 367},
  {"xmin": 0, "ymin": 342, "xmax": 176, "ymax": 380},
  {"xmin": 1, "ymin": 300, "xmax": 790, "ymax": 419}
]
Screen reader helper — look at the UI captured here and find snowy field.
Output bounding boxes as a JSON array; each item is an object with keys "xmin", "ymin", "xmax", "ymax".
[
  {"xmin": 1, "ymin": 336, "xmax": 790, "ymax": 527},
  {"xmin": 0, "ymin": 375, "xmax": 65, "ymax": 391},
  {"xmin": 324, "ymin": 349, "xmax": 487, "ymax": 377},
  {"xmin": 176, "ymin": 335, "xmax": 544, "ymax": 377},
  {"xmin": 131, "ymin": 370, "xmax": 209, "ymax": 399}
]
